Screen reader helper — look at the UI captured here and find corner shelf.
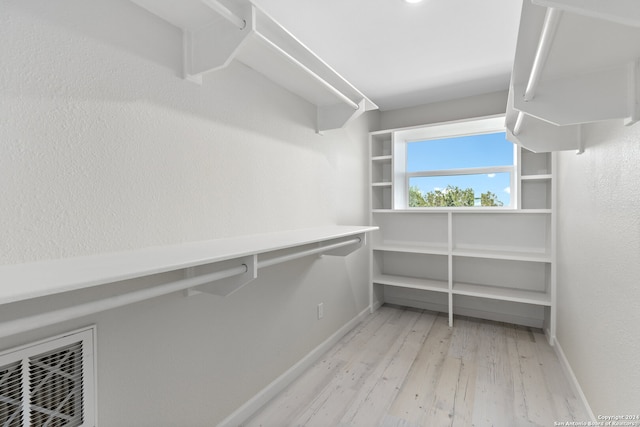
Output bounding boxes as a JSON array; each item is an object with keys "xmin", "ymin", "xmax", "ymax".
[
  {"xmin": 129, "ymin": 0, "xmax": 377, "ymax": 132},
  {"xmin": 506, "ymin": 0, "xmax": 640, "ymax": 152}
]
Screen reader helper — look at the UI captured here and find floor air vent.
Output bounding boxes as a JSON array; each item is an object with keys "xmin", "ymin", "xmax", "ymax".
[{"xmin": 0, "ymin": 327, "xmax": 96, "ymax": 427}]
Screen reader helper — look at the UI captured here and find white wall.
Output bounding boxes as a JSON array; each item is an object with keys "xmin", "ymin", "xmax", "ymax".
[
  {"xmin": 378, "ymin": 90, "xmax": 508, "ymax": 131},
  {"xmin": 556, "ymin": 120, "xmax": 640, "ymax": 414},
  {"xmin": 0, "ymin": 0, "xmax": 375, "ymax": 425}
]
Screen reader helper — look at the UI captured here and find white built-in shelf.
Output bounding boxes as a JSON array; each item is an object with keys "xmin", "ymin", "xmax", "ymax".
[
  {"xmin": 373, "ymin": 274, "xmax": 448, "ymax": 293},
  {"xmin": 369, "ymin": 123, "xmax": 556, "ymax": 335},
  {"xmin": 452, "ymin": 248, "xmax": 551, "ymax": 263},
  {"xmin": 521, "ymin": 174, "xmax": 553, "ymax": 181},
  {"xmin": 129, "ymin": 0, "xmax": 376, "ymax": 132},
  {"xmin": 452, "ymin": 282, "xmax": 552, "ymax": 306},
  {"xmin": 374, "ymin": 245, "xmax": 549, "ymax": 261},
  {"xmin": 372, "ymin": 208, "xmax": 551, "ymax": 214},
  {"xmin": 374, "ymin": 277, "xmax": 551, "ymax": 306},
  {"xmin": 373, "ymin": 244, "xmax": 449, "ymax": 256},
  {"xmin": 0, "ymin": 226, "xmax": 377, "ymax": 306},
  {"xmin": 506, "ymin": 0, "xmax": 640, "ymax": 152}
]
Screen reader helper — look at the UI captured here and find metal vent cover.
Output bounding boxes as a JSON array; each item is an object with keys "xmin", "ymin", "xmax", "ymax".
[{"xmin": 0, "ymin": 328, "xmax": 95, "ymax": 427}]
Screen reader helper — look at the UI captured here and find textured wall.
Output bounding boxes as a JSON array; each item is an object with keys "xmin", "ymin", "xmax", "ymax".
[
  {"xmin": 0, "ymin": 0, "xmax": 373, "ymax": 425},
  {"xmin": 556, "ymin": 120, "xmax": 640, "ymax": 414},
  {"xmin": 0, "ymin": 0, "xmax": 373, "ymax": 264}
]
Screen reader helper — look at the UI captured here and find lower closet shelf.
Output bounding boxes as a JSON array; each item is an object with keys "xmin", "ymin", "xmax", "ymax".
[
  {"xmin": 451, "ymin": 248, "xmax": 551, "ymax": 263},
  {"xmin": 452, "ymin": 282, "xmax": 551, "ymax": 306},
  {"xmin": 374, "ymin": 276, "xmax": 550, "ymax": 306},
  {"xmin": 373, "ymin": 274, "xmax": 448, "ymax": 293}
]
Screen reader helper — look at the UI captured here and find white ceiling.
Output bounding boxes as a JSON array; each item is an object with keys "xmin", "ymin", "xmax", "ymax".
[{"xmin": 251, "ymin": 0, "xmax": 523, "ymax": 111}]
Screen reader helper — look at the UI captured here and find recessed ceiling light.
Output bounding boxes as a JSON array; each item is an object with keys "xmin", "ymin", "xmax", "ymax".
[{"xmin": 404, "ymin": 0, "xmax": 424, "ymax": 3}]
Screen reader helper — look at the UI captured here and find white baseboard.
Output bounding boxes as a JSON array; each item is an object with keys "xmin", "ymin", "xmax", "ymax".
[
  {"xmin": 216, "ymin": 305, "xmax": 372, "ymax": 427},
  {"xmin": 371, "ymin": 299, "xmax": 383, "ymax": 312},
  {"xmin": 553, "ymin": 338, "xmax": 596, "ymax": 421},
  {"xmin": 544, "ymin": 327, "xmax": 554, "ymax": 346}
]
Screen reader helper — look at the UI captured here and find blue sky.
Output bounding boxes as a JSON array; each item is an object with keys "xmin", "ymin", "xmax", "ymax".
[{"xmin": 407, "ymin": 132, "xmax": 514, "ymax": 206}]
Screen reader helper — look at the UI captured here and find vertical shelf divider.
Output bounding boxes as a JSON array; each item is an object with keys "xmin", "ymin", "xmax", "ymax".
[
  {"xmin": 448, "ymin": 211, "xmax": 454, "ymax": 327},
  {"xmin": 548, "ymin": 152, "xmax": 558, "ymax": 344}
]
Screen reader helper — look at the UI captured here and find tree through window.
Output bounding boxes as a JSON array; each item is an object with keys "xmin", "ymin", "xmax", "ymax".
[{"xmin": 404, "ymin": 128, "xmax": 515, "ymax": 208}]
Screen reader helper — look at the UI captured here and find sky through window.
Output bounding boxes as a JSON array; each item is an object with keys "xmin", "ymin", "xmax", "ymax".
[{"xmin": 407, "ymin": 132, "xmax": 514, "ymax": 206}]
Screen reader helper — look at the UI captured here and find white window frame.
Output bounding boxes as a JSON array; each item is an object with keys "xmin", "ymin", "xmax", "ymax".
[{"xmin": 393, "ymin": 115, "xmax": 517, "ymax": 209}]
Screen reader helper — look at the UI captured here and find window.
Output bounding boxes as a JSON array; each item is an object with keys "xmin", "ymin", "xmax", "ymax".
[
  {"xmin": 0, "ymin": 327, "xmax": 96, "ymax": 427},
  {"xmin": 394, "ymin": 116, "xmax": 515, "ymax": 209}
]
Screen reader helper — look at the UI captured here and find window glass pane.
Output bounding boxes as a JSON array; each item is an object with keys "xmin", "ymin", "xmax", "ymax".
[
  {"xmin": 407, "ymin": 132, "xmax": 513, "ymax": 172},
  {"xmin": 409, "ymin": 173, "xmax": 511, "ymax": 207}
]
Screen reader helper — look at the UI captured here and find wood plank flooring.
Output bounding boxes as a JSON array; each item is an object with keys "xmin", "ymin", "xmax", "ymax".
[{"xmin": 245, "ymin": 305, "xmax": 590, "ymax": 427}]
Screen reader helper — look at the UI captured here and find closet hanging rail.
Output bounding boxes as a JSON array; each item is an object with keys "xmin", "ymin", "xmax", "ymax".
[
  {"xmin": 0, "ymin": 265, "xmax": 249, "ymax": 340},
  {"xmin": 196, "ymin": 0, "xmax": 359, "ymax": 110},
  {"xmin": 513, "ymin": 7, "xmax": 563, "ymax": 136},
  {"xmin": 258, "ymin": 237, "xmax": 361, "ymax": 268},
  {"xmin": 513, "ymin": 110, "xmax": 525, "ymax": 136},
  {"xmin": 524, "ymin": 7, "xmax": 563, "ymax": 102},
  {"xmin": 252, "ymin": 33, "xmax": 360, "ymax": 111},
  {"xmin": 0, "ymin": 226, "xmax": 375, "ymax": 339},
  {"xmin": 129, "ymin": 0, "xmax": 375, "ymax": 131}
]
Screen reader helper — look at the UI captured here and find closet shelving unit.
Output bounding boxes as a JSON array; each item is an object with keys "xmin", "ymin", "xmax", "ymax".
[
  {"xmin": 129, "ymin": 0, "xmax": 377, "ymax": 132},
  {"xmin": 370, "ymin": 132, "xmax": 393, "ymax": 211},
  {"xmin": 369, "ymin": 125, "xmax": 557, "ymax": 342},
  {"xmin": 0, "ymin": 226, "xmax": 376, "ymax": 339},
  {"xmin": 506, "ymin": 0, "xmax": 640, "ymax": 152}
]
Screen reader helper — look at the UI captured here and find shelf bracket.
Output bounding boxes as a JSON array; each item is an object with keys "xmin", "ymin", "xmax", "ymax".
[
  {"xmin": 183, "ymin": 267, "xmax": 200, "ymax": 296},
  {"xmin": 257, "ymin": 236, "xmax": 363, "ymax": 269},
  {"xmin": 506, "ymin": 112, "xmax": 583, "ymax": 153},
  {"xmin": 317, "ymin": 99, "xmax": 366, "ymax": 134}
]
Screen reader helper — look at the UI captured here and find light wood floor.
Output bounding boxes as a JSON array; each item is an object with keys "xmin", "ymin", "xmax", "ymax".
[{"xmin": 245, "ymin": 305, "xmax": 590, "ymax": 427}]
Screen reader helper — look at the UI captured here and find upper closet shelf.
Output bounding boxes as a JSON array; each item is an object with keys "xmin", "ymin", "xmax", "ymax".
[
  {"xmin": 0, "ymin": 226, "xmax": 377, "ymax": 306},
  {"xmin": 130, "ymin": 0, "xmax": 377, "ymax": 133},
  {"xmin": 0, "ymin": 226, "xmax": 376, "ymax": 339},
  {"xmin": 506, "ymin": 0, "xmax": 640, "ymax": 152}
]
